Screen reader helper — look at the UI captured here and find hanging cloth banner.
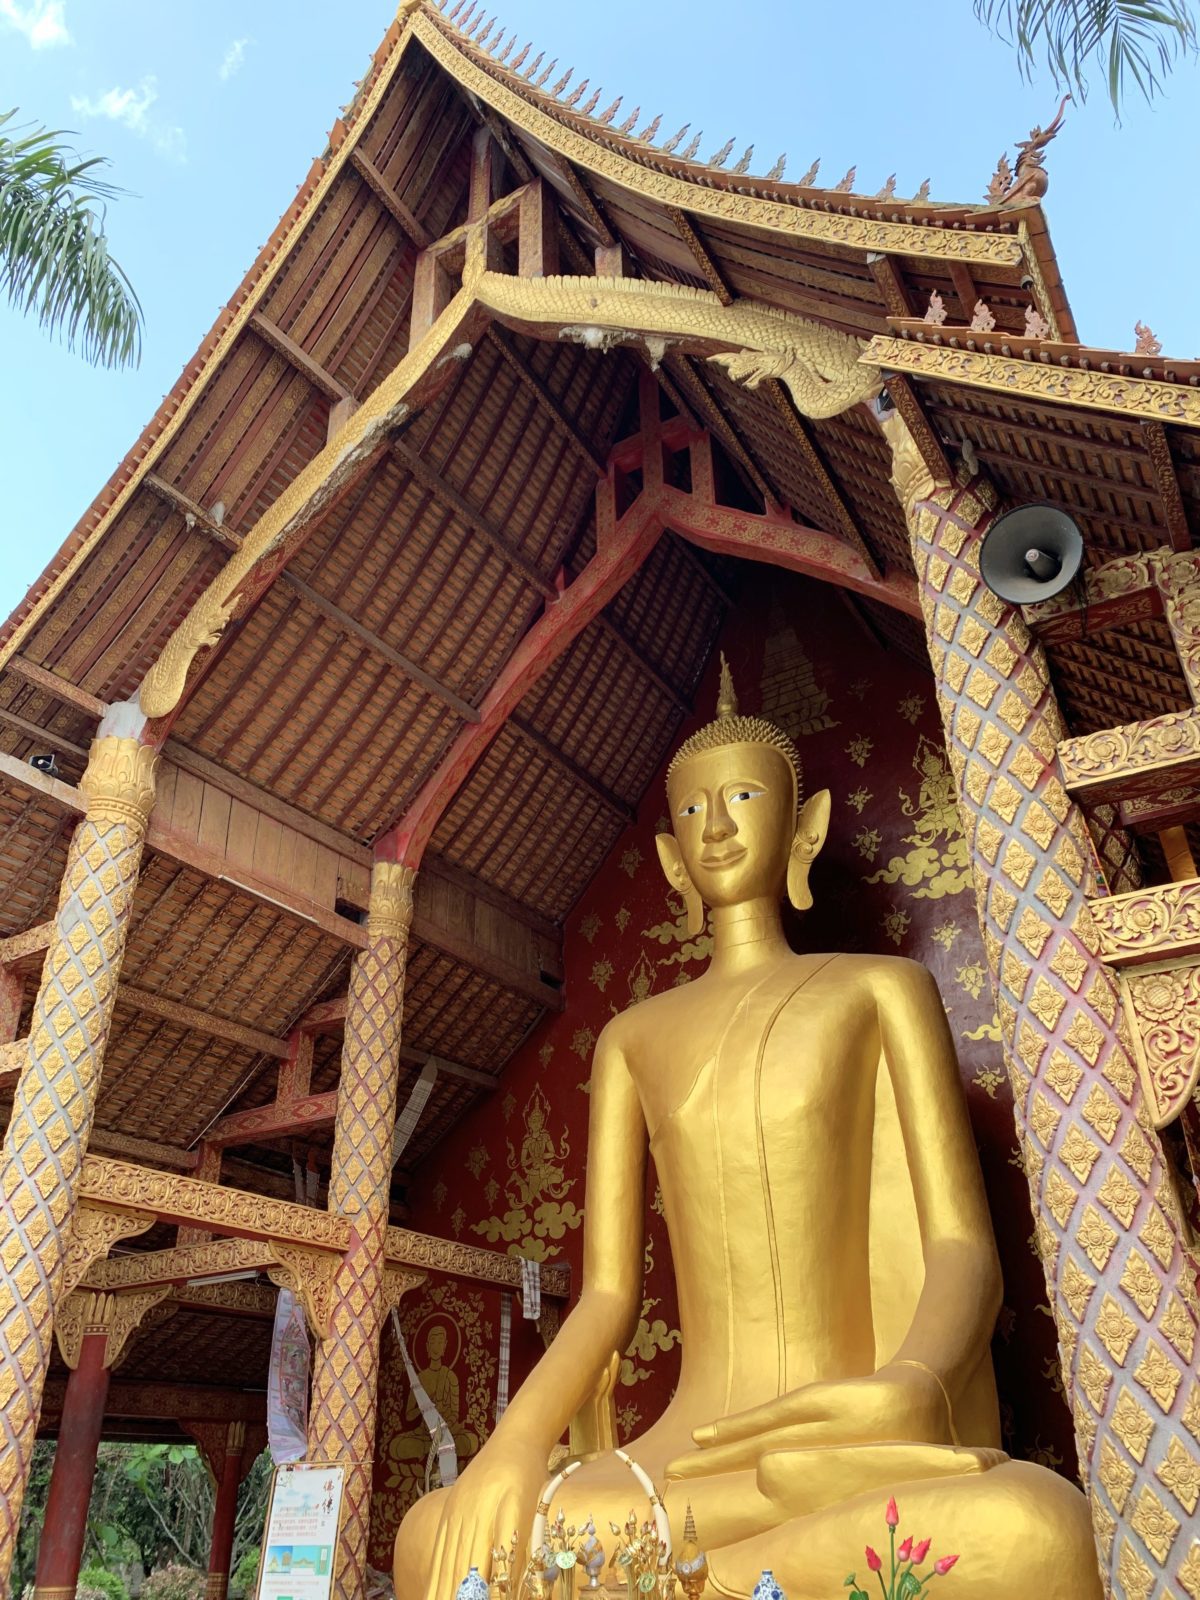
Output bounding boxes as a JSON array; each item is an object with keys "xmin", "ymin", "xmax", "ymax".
[
  {"xmin": 495, "ymin": 1291, "xmax": 513, "ymax": 1422},
  {"xmin": 392, "ymin": 1059, "xmax": 437, "ymax": 1168},
  {"xmin": 391, "ymin": 1306, "xmax": 458, "ymax": 1489},
  {"xmin": 520, "ymin": 1256, "xmax": 542, "ymax": 1321},
  {"xmin": 267, "ymin": 1288, "xmax": 310, "ymax": 1464}
]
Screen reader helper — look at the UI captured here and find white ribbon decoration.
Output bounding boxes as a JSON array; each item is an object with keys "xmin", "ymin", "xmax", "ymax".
[{"xmin": 391, "ymin": 1307, "xmax": 458, "ymax": 1489}]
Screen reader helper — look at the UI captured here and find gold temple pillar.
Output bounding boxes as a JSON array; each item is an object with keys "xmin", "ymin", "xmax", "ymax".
[
  {"xmin": 0, "ymin": 705, "xmax": 156, "ymax": 1582},
  {"xmin": 307, "ymin": 862, "xmax": 414, "ymax": 1600},
  {"xmin": 881, "ymin": 414, "xmax": 1200, "ymax": 1597}
]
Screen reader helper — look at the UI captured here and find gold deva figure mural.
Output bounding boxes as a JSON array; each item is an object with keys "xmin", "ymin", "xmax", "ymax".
[{"xmin": 395, "ymin": 661, "xmax": 1099, "ymax": 1599}]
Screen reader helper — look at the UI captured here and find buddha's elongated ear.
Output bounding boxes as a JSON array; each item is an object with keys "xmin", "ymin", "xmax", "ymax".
[
  {"xmin": 656, "ymin": 832, "xmax": 705, "ymax": 937},
  {"xmin": 787, "ymin": 788, "xmax": 832, "ymax": 912}
]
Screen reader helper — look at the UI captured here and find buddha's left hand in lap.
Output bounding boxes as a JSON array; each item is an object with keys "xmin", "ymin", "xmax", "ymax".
[{"xmin": 667, "ymin": 1363, "xmax": 953, "ymax": 1479}]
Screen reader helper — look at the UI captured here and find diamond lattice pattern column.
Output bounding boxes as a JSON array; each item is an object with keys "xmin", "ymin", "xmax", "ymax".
[
  {"xmin": 882, "ymin": 415, "xmax": 1200, "ymax": 1598},
  {"xmin": 308, "ymin": 863, "xmax": 414, "ymax": 1600},
  {"xmin": 0, "ymin": 724, "xmax": 156, "ymax": 1582}
]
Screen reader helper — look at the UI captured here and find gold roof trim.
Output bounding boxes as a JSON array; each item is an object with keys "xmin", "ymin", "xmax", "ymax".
[
  {"xmin": 411, "ymin": 10, "xmax": 1025, "ymax": 269},
  {"xmin": 863, "ymin": 335, "xmax": 1200, "ymax": 431},
  {"xmin": 0, "ymin": 17, "xmax": 421, "ymax": 673}
]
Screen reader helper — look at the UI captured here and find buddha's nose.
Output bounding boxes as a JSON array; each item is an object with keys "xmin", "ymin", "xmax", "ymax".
[{"xmin": 704, "ymin": 800, "xmax": 733, "ymax": 842}]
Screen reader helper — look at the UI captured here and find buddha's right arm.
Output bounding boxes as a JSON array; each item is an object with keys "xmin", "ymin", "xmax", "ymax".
[{"xmin": 484, "ymin": 1024, "xmax": 647, "ymax": 1455}]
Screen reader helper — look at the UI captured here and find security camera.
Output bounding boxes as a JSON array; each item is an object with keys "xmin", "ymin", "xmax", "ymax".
[{"xmin": 1019, "ymin": 274, "xmax": 1035, "ymax": 291}]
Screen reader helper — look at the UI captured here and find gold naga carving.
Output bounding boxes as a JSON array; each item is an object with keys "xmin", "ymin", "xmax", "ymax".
[
  {"xmin": 414, "ymin": 10, "xmax": 1027, "ymax": 269},
  {"xmin": 880, "ymin": 410, "xmax": 938, "ymax": 513},
  {"xmin": 862, "ymin": 334, "xmax": 1200, "ymax": 431},
  {"xmin": 469, "ymin": 266, "xmax": 882, "ymax": 420},
  {"xmin": 368, "ymin": 862, "xmax": 417, "ymax": 941},
  {"xmin": 1119, "ymin": 960, "xmax": 1200, "ymax": 1129},
  {"xmin": 266, "ymin": 1245, "xmax": 339, "ymax": 1340},
  {"xmin": 63, "ymin": 1206, "xmax": 153, "ymax": 1296},
  {"xmin": 54, "ymin": 1287, "xmax": 175, "ymax": 1370}
]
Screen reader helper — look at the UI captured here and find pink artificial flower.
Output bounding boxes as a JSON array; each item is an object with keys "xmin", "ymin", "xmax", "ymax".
[
  {"xmin": 935, "ymin": 1556, "xmax": 960, "ymax": 1576},
  {"xmin": 898, "ymin": 1537, "xmax": 913, "ymax": 1561},
  {"xmin": 866, "ymin": 1547, "xmax": 882, "ymax": 1572},
  {"xmin": 911, "ymin": 1539, "xmax": 931, "ymax": 1564},
  {"xmin": 885, "ymin": 1497, "xmax": 899, "ymax": 1529}
]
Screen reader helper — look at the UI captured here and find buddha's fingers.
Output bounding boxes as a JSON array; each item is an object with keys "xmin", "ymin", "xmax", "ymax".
[
  {"xmin": 693, "ymin": 1386, "xmax": 833, "ymax": 1450},
  {"xmin": 668, "ymin": 1424, "xmax": 818, "ymax": 1480},
  {"xmin": 757, "ymin": 1442, "xmax": 1002, "ymax": 1521}
]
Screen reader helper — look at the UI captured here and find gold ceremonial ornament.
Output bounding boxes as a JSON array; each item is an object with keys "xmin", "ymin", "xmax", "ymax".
[{"xmin": 396, "ymin": 665, "xmax": 1100, "ymax": 1598}]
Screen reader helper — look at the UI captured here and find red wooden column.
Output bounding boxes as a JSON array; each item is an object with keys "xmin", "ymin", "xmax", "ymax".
[
  {"xmin": 32, "ymin": 1332, "xmax": 110, "ymax": 1600},
  {"xmin": 205, "ymin": 1421, "xmax": 246, "ymax": 1600}
]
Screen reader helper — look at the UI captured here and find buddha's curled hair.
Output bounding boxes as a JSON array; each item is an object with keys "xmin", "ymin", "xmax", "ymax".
[{"xmin": 667, "ymin": 654, "xmax": 803, "ymax": 811}]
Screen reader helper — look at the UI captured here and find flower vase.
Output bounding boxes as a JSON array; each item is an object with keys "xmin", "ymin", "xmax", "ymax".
[
  {"xmin": 751, "ymin": 1572, "xmax": 786, "ymax": 1600},
  {"xmin": 456, "ymin": 1568, "xmax": 490, "ymax": 1600}
]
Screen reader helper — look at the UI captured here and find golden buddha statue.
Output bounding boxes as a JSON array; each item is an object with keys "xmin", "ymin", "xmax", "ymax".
[{"xmin": 395, "ymin": 662, "xmax": 1101, "ymax": 1599}]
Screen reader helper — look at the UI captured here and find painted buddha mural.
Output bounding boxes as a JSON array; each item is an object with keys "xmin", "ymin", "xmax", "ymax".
[{"xmin": 395, "ymin": 661, "xmax": 1100, "ymax": 1599}]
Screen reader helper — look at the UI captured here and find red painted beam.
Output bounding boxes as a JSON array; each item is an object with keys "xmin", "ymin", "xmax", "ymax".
[{"xmin": 206, "ymin": 1090, "xmax": 338, "ymax": 1150}]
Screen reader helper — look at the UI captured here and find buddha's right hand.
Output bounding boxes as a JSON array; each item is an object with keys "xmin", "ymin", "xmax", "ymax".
[{"xmin": 421, "ymin": 1436, "xmax": 548, "ymax": 1600}]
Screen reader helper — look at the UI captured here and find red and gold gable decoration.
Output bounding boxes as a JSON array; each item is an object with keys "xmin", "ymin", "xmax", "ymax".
[{"xmin": 371, "ymin": 568, "xmax": 1074, "ymax": 1567}]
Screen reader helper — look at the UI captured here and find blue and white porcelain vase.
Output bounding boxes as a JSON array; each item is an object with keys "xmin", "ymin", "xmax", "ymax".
[
  {"xmin": 456, "ymin": 1567, "xmax": 490, "ymax": 1600},
  {"xmin": 752, "ymin": 1572, "xmax": 786, "ymax": 1600}
]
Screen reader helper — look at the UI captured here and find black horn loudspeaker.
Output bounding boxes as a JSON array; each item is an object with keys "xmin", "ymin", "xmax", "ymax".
[{"xmin": 978, "ymin": 503, "xmax": 1083, "ymax": 605}]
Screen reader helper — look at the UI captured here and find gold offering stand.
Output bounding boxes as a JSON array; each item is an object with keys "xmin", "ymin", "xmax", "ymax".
[{"xmin": 486, "ymin": 1452, "xmax": 708, "ymax": 1599}]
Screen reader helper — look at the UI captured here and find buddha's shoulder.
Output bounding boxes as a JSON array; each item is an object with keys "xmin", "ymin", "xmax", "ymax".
[{"xmin": 829, "ymin": 952, "xmax": 942, "ymax": 999}]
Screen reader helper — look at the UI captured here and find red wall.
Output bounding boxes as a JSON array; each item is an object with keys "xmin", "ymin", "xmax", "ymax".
[{"xmin": 368, "ymin": 568, "xmax": 1075, "ymax": 1567}]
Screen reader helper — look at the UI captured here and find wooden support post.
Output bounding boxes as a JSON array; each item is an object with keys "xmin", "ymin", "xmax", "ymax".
[
  {"xmin": 32, "ymin": 1332, "xmax": 111, "ymax": 1600},
  {"xmin": 880, "ymin": 411, "xmax": 1198, "ymax": 1592},
  {"xmin": 205, "ymin": 1421, "xmax": 245, "ymax": 1600},
  {"xmin": 410, "ymin": 252, "xmax": 455, "ymax": 343},
  {"xmin": 306, "ymin": 864, "xmax": 414, "ymax": 1600},
  {"xmin": 518, "ymin": 179, "xmax": 559, "ymax": 279},
  {"xmin": 0, "ymin": 704, "xmax": 156, "ymax": 1583},
  {"xmin": 0, "ymin": 964, "xmax": 20, "ymax": 1045}
]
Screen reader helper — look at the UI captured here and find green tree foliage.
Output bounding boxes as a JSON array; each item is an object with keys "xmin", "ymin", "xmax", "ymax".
[
  {"xmin": 79, "ymin": 1568, "xmax": 129, "ymax": 1600},
  {"xmin": 0, "ymin": 108, "xmax": 142, "ymax": 367},
  {"xmin": 975, "ymin": 0, "xmax": 1198, "ymax": 110}
]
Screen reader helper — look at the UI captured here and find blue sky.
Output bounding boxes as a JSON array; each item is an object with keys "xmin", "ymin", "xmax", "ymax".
[{"xmin": 1, "ymin": 0, "xmax": 1197, "ymax": 624}]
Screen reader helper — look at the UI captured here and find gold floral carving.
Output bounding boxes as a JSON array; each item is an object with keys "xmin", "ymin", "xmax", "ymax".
[
  {"xmin": 863, "ymin": 335, "xmax": 1200, "ymax": 432},
  {"xmin": 414, "ymin": 12, "xmax": 1026, "ymax": 268},
  {"xmin": 382, "ymin": 1223, "xmax": 571, "ymax": 1295},
  {"xmin": 1014, "ymin": 222, "xmax": 1063, "ymax": 343},
  {"xmin": 63, "ymin": 1206, "xmax": 153, "ymax": 1296},
  {"xmin": 84, "ymin": 1235, "xmax": 282, "ymax": 1291},
  {"xmin": 1091, "ymin": 881, "xmax": 1200, "ymax": 967},
  {"xmin": 382, "ymin": 1267, "xmax": 426, "ymax": 1311},
  {"xmin": 471, "ymin": 267, "xmax": 880, "ymax": 420},
  {"xmin": 267, "ymin": 1245, "xmax": 339, "ymax": 1340},
  {"xmin": 175, "ymin": 1281, "xmax": 276, "ymax": 1317},
  {"xmin": 54, "ymin": 1287, "xmax": 175, "ymax": 1369},
  {"xmin": 1058, "ymin": 710, "xmax": 1200, "ymax": 799},
  {"xmin": 368, "ymin": 862, "xmax": 416, "ymax": 941},
  {"xmin": 79, "ymin": 1154, "xmax": 350, "ymax": 1250},
  {"xmin": 1120, "ymin": 960, "xmax": 1200, "ymax": 1129}
]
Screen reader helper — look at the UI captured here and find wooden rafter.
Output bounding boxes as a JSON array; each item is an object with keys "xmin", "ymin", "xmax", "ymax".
[
  {"xmin": 349, "ymin": 148, "xmax": 432, "ymax": 247},
  {"xmin": 1141, "ymin": 420, "xmax": 1193, "ymax": 551},
  {"xmin": 391, "ymin": 438, "xmax": 556, "ymax": 596},
  {"xmin": 765, "ymin": 379, "xmax": 881, "ymax": 578},
  {"xmin": 592, "ymin": 613, "xmax": 690, "ymax": 712},
  {"xmin": 509, "ymin": 713, "xmax": 635, "ymax": 821},
  {"xmin": 666, "ymin": 207, "xmax": 733, "ymax": 305},
  {"xmin": 867, "ymin": 252, "xmax": 914, "ymax": 320},
  {"xmin": 883, "ymin": 373, "xmax": 955, "ymax": 484},
  {"xmin": 485, "ymin": 325, "xmax": 607, "ymax": 473},
  {"xmin": 948, "ymin": 262, "xmax": 978, "ymax": 321},
  {"xmin": 249, "ymin": 312, "xmax": 352, "ymax": 404},
  {"xmin": 540, "ymin": 148, "xmax": 616, "ymax": 247}
]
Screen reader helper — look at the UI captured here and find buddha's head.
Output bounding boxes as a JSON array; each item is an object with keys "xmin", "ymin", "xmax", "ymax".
[
  {"xmin": 426, "ymin": 1325, "xmax": 448, "ymax": 1364},
  {"xmin": 657, "ymin": 656, "xmax": 830, "ymax": 934}
]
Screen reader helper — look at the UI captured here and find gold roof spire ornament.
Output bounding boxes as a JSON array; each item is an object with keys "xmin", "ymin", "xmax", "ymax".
[{"xmin": 667, "ymin": 653, "xmax": 803, "ymax": 808}]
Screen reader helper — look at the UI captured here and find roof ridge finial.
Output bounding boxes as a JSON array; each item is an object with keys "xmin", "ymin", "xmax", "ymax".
[{"xmin": 716, "ymin": 653, "xmax": 738, "ymax": 719}]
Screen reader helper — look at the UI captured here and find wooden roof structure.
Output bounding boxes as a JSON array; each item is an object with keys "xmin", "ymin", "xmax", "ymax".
[{"xmin": 3, "ymin": 0, "xmax": 1199, "ymax": 1399}]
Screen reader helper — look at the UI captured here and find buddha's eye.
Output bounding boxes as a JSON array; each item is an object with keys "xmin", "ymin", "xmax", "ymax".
[
  {"xmin": 677, "ymin": 800, "xmax": 703, "ymax": 818},
  {"xmin": 728, "ymin": 788, "xmax": 764, "ymax": 805}
]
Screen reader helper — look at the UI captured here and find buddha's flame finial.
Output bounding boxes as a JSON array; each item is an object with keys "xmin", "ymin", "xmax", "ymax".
[{"xmin": 716, "ymin": 653, "xmax": 738, "ymax": 720}]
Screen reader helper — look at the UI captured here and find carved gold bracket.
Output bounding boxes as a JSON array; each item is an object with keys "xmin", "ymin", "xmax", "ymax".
[
  {"xmin": 382, "ymin": 1266, "xmax": 426, "ymax": 1312},
  {"xmin": 266, "ymin": 1246, "xmax": 339, "ymax": 1340},
  {"xmin": 1119, "ymin": 959, "xmax": 1200, "ymax": 1129},
  {"xmin": 55, "ymin": 1286, "xmax": 175, "ymax": 1370},
  {"xmin": 64, "ymin": 1205, "xmax": 154, "ymax": 1296}
]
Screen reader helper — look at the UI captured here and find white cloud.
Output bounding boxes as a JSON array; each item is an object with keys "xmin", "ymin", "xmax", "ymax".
[
  {"xmin": 219, "ymin": 36, "xmax": 250, "ymax": 82},
  {"xmin": 0, "ymin": 0, "xmax": 71, "ymax": 48},
  {"xmin": 70, "ymin": 76, "xmax": 186, "ymax": 162}
]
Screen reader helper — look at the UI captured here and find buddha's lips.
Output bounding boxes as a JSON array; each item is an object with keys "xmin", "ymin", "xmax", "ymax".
[{"xmin": 701, "ymin": 846, "xmax": 747, "ymax": 868}]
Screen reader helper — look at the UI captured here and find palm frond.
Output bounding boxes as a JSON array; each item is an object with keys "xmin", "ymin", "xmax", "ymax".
[
  {"xmin": 0, "ymin": 109, "xmax": 142, "ymax": 368},
  {"xmin": 974, "ymin": 0, "xmax": 1198, "ymax": 110}
]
